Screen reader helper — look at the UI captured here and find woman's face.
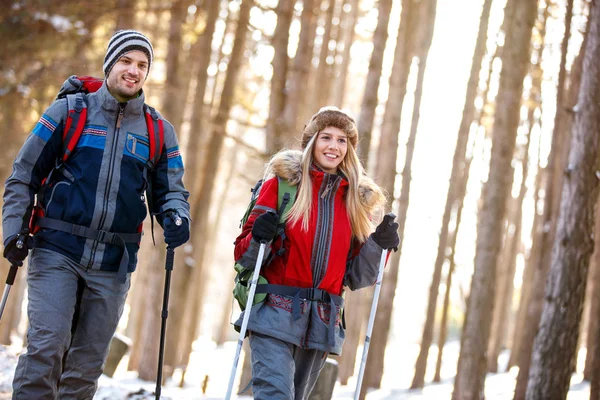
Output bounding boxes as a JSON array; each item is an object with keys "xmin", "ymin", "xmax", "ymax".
[{"xmin": 312, "ymin": 126, "xmax": 348, "ymax": 174}]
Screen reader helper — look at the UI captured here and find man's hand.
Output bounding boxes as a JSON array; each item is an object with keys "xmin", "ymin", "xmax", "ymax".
[
  {"xmin": 3, "ymin": 234, "xmax": 34, "ymax": 267},
  {"xmin": 163, "ymin": 212, "xmax": 190, "ymax": 249}
]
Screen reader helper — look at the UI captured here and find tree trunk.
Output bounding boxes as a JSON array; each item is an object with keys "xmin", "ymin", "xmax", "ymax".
[
  {"xmin": 338, "ymin": 287, "xmax": 369, "ymax": 385},
  {"xmin": 126, "ymin": 224, "xmax": 157, "ymax": 371},
  {"xmin": 174, "ymin": 0, "xmax": 252, "ymax": 374},
  {"xmin": 161, "ymin": 0, "xmax": 220, "ymax": 376},
  {"xmin": 361, "ymin": 1, "xmax": 434, "ymax": 396},
  {"xmin": 238, "ymin": 339, "xmax": 253, "ymax": 395},
  {"xmin": 513, "ymin": 0, "xmax": 574, "ymax": 397},
  {"xmin": 115, "ymin": 0, "xmax": 136, "ymax": 30},
  {"xmin": 161, "ymin": 0, "xmax": 192, "ymax": 130},
  {"xmin": 331, "ymin": 0, "xmax": 360, "ymax": 107},
  {"xmin": 507, "ymin": 165, "xmax": 543, "ymax": 370},
  {"xmin": 410, "ymin": 0, "xmax": 493, "ymax": 388},
  {"xmin": 487, "ymin": 38, "xmax": 542, "ymax": 372},
  {"xmin": 433, "ymin": 150, "xmax": 474, "ymax": 383},
  {"xmin": 525, "ymin": 3, "xmax": 600, "ymax": 397},
  {"xmin": 355, "ymin": 0, "xmax": 393, "ymax": 166},
  {"xmin": 187, "ymin": 0, "xmax": 222, "ymax": 201},
  {"xmin": 265, "ymin": 0, "xmax": 295, "ymax": 154},
  {"xmin": 0, "ymin": 259, "xmax": 26, "ymax": 345},
  {"xmin": 282, "ymin": 0, "xmax": 318, "ymax": 136},
  {"xmin": 584, "ymin": 197, "xmax": 600, "ymax": 381},
  {"xmin": 451, "ymin": 0, "xmax": 538, "ymax": 398},
  {"xmin": 309, "ymin": 0, "xmax": 336, "ymax": 110},
  {"xmin": 136, "ymin": 245, "xmax": 166, "ymax": 381}
]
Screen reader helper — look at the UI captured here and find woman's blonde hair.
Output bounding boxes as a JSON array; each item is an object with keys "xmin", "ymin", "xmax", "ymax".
[{"xmin": 284, "ymin": 107, "xmax": 385, "ymax": 242}]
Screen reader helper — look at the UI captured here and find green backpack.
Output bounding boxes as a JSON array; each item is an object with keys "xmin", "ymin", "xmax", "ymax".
[{"xmin": 233, "ymin": 176, "xmax": 296, "ymax": 311}]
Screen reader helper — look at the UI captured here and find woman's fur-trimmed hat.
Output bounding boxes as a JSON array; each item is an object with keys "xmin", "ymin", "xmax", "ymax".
[{"xmin": 301, "ymin": 106, "xmax": 359, "ymax": 149}]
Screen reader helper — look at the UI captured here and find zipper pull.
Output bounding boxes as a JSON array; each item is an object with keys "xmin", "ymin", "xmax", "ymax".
[
  {"xmin": 321, "ymin": 181, "xmax": 334, "ymax": 199},
  {"xmin": 116, "ymin": 106, "xmax": 125, "ymax": 129}
]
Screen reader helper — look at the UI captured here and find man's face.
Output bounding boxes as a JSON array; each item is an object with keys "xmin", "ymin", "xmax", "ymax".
[{"xmin": 106, "ymin": 50, "xmax": 149, "ymax": 103}]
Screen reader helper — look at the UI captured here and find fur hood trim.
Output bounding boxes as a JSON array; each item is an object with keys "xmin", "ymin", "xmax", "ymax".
[{"xmin": 267, "ymin": 149, "xmax": 383, "ymax": 211}]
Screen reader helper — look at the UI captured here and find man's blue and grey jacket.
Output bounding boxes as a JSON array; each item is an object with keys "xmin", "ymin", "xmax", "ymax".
[{"xmin": 2, "ymin": 81, "xmax": 190, "ymax": 276}]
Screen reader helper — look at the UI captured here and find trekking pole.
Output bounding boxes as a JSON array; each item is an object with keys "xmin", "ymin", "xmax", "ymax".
[
  {"xmin": 354, "ymin": 213, "xmax": 396, "ymax": 400},
  {"xmin": 225, "ymin": 240, "xmax": 268, "ymax": 400},
  {"xmin": 155, "ymin": 212, "xmax": 182, "ymax": 400},
  {"xmin": 0, "ymin": 235, "xmax": 26, "ymax": 323}
]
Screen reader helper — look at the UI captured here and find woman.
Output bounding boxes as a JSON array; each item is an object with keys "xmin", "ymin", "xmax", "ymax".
[{"xmin": 233, "ymin": 106, "xmax": 399, "ymax": 399}]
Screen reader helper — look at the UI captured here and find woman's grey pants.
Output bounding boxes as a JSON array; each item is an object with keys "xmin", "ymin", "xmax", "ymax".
[
  {"xmin": 12, "ymin": 248, "xmax": 130, "ymax": 400},
  {"xmin": 249, "ymin": 331, "xmax": 328, "ymax": 399}
]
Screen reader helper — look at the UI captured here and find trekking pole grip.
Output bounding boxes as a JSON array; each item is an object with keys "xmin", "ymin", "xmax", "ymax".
[
  {"xmin": 165, "ymin": 247, "xmax": 174, "ymax": 271},
  {"xmin": 382, "ymin": 212, "xmax": 396, "ymax": 226},
  {"xmin": 6, "ymin": 265, "xmax": 18, "ymax": 285}
]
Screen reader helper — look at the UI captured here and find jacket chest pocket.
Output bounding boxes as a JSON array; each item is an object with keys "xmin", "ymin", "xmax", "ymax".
[{"xmin": 125, "ymin": 133, "xmax": 150, "ymax": 162}]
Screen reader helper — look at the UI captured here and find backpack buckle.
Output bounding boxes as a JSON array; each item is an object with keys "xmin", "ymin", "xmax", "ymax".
[
  {"xmin": 74, "ymin": 93, "xmax": 84, "ymax": 112},
  {"xmin": 96, "ymin": 229, "xmax": 116, "ymax": 244}
]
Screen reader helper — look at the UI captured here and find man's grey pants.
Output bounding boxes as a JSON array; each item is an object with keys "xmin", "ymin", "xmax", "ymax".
[
  {"xmin": 249, "ymin": 331, "xmax": 328, "ymax": 399},
  {"xmin": 12, "ymin": 248, "xmax": 130, "ymax": 400}
]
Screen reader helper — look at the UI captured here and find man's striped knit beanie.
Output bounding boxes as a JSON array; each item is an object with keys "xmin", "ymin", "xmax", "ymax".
[{"xmin": 103, "ymin": 30, "xmax": 154, "ymax": 77}]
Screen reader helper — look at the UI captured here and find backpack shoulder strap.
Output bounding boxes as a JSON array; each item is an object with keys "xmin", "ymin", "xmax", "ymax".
[
  {"xmin": 62, "ymin": 92, "xmax": 87, "ymax": 162},
  {"xmin": 142, "ymin": 104, "xmax": 165, "ymax": 246},
  {"xmin": 276, "ymin": 176, "xmax": 296, "ymax": 223},
  {"xmin": 144, "ymin": 104, "xmax": 165, "ymax": 169}
]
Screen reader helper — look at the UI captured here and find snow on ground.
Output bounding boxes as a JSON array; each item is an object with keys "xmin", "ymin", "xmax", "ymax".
[{"xmin": 0, "ymin": 338, "xmax": 592, "ymax": 399}]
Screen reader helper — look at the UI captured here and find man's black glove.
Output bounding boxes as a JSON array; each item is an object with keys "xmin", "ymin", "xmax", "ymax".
[
  {"xmin": 252, "ymin": 212, "xmax": 279, "ymax": 243},
  {"xmin": 372, "ymin": 218, "xmax": 400, "ymax": 251},
  {"xmin": 163, "ymin": 213, "xmax": 190, "ymax": 249},
  {"xmin": 3, "ymin": 234, "xmax": 34, "ymax": 267}
]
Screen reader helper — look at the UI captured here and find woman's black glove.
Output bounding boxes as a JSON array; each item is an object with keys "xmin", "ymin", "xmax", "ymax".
[
  {"xmin": 372, "ymin": 216, "xmax": 400, "ymax": 251},
  {"xmin": 3, "ymin": 234, "xmax": 34, "ymax": 267},
  {"xmin": 252, "ymin": 212, "xmax": 279, "ymax": 243}
]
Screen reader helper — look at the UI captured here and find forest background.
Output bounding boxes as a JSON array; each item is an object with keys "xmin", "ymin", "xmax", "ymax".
[{"xmin": 1, "ymin": 0, "xmax": 600, "ymax": 399}]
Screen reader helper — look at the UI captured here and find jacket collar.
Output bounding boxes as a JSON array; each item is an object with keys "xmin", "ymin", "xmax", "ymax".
[
  {"xmin": 97, "ymin": 80, "xmax": 146, "ymax": 117},
  {"xmin": 309, "ymin": 164, "xmax": 349, "ymax": 190},
  {"xmin": 269, "ymin": 149, "xmax": 377, "ymax": 208}
]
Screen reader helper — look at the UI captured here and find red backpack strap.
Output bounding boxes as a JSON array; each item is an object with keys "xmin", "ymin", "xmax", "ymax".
[
  {"xmin": 62, "ymin": 93, "xmax": 87, "ymax": 162},
  {"xmin": 143, "ymin": 104, "xmax": 165, "ymax": 246},
  {"xmin": 144, "ymin": 105, "xmax": 164, "ymax": 169}
]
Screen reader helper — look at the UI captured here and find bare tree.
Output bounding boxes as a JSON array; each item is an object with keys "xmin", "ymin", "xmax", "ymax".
[
  {"xmin": 331, "ymin": 0, "xmax": 360, "ymax": 107},
  {"xmin": 282, "ymin": 0, "xmax": 318, "ymax": 136},
  {"xmin": 136, "ymin": 243, "xmax": 167, "ymax": 381},
  {"xmin": 488, "ymin": 92, "xmax": 537, "ymax": 373},
  {"xmin": 433, "ymin": 145, "xmax": 475, "ymax": 382},
  {"xmin": 115, "ymin": 0, "xmax": 135, "ymax": 30},
  {"xmin": 266, "ymin": 0, "xmax": 295, "ymax": 154},
  {"xmin": 161, "ymin": 0, "xmax": 193, "ymax": 130},
  {"xmin": 451, "ymin": 0, "xmax": 538, "ymax": 398},
  {"xmin": 174, "ymin": 0, "xmax": 253, "ymax": 376},
  {"xmin": 309, "ymin": 0, "xmax": 337, "ymax": 110},
  {"xmin": 411, "ymin": 0, "xmax": 493, "ymax": 388},
  {"xmin": 360, "ymin": 0, "xmax": 434, "ymax": 396},
  {"xmin": 585, "ymin": 196, "xmax": 600, "ymax": 381},
  {"xmin": 526, "ymin": 3, "xmax": 600, "ymax": 397},
  {"xmin": 513, "ymin": 1, "xmax": 574, "ymax": 397},
  {"xmin": 355, "ymin": 0, "xmax": 394, "ymax": 165}
]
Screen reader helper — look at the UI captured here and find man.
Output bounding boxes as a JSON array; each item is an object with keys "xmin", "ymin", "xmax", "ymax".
[{"xmin": 2, "ymin": 30, "xmax": 190, "ymax": 399}]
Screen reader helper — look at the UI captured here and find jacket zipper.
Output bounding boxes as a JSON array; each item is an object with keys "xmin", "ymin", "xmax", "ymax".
[
  {"xmin": 88, "ymin": 105, "xmax": 125, "ymax": 268},
  {"xmin": 321, "ymin": 180, "xmax": 334, "ymax": 199},
  {"xmin": 313, "ymin": 175, "xmax": 338, "ymax": 285},
  {"xmin": 131, "ymin": 135, "xmax": 150, "ymax": 155}
]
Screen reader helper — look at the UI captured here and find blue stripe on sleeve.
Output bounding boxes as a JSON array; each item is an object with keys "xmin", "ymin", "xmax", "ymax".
[
  {"xmin": 32, "ymin": 114, "xmax": 58, "ymax": 141},
  {"xmin": 167, "ymin": 146, "xmax": 183, "ymax": 169}
]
